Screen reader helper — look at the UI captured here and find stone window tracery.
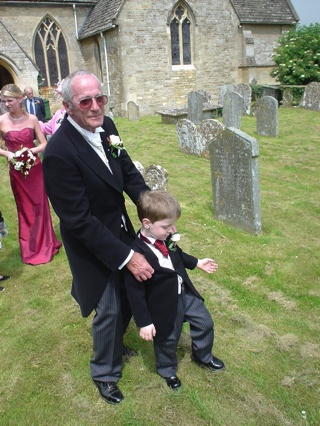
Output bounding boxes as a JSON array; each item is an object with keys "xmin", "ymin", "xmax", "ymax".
[
  {"xmin": 170, "ymin": 3, "xmax": 192, "ymax": 66},
  {"xmin": 34, "ymin": 17, "xmax": 70, "ymax": 87}
]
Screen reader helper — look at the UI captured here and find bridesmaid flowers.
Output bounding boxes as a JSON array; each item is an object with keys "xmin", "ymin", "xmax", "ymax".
[
  {"xmin": 11, "ymin": 147, "xmax": 36, "ymax": 177},
  {"xmin": 107, "ymin": 134, "xmax": 125, "ymax": 158}
]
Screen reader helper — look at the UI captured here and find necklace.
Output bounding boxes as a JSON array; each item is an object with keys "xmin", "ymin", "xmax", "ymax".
[{"xmin": 8, "ymin": 113, "xmax": 24, "ymax": 121}]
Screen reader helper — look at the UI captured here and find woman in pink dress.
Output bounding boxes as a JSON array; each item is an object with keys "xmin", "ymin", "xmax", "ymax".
[
  {"xmin": 39, "ymin": 80, "xmax": 66, "ymax": 137},
  {"xmin": 0, "ymin": 84, "xmax": 61, "ymax": 265}
]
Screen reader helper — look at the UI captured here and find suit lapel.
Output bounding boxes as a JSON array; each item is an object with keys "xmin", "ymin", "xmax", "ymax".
[{"xmin": 62, "ymin": 120, "xmax": 122, "ymax": 193}]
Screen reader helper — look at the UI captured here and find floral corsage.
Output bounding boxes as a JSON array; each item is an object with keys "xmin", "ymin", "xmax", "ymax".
[
  {"xmin": 168, "ymin": 232, "xmax": 181, "ymax": 251},
  {"xmin": 11, "ymin": 147, "xmax": 36, "ymax": 177},
  {"xmin": 107, "ymin": 134, "xmax": 125, "ymax": 158}
]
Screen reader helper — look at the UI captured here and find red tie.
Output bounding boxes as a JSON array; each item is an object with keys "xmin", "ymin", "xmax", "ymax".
[
  {"xmin": 140, "ymin": 233, "xmax": 169, "ymax": 257},
  {"xmin": 154, "ymin": 239, "xmax": 169, "ymax": 257}
]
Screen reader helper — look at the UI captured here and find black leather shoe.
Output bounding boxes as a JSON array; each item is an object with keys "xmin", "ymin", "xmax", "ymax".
[
  {"xmin": 93, "ymin": 380, "xmax": 124, "ymax": 405},
  {"xmin": 122, "ymin": 345, "xmax": 138, "ymax": 357},
  {"xmin": 165, "ymin": 376, "xmax": 181, "ymax": 390},
  {"xmin": 0, "ymin": 275, "xmax": 10, "ymax": 282},
  {"xmin": 192, "ymin": 354, "xmax": 225, "ymax": 372}
]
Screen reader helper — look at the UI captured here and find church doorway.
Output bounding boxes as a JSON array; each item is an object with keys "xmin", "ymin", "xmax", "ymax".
[{"xmin": 0, "ymin": 65, "xmax": 14, "ymax": 88}]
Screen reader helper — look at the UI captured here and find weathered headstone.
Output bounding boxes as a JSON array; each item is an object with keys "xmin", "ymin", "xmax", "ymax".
[
  {"xmin": 133, "ymin": 160, "xmax": 145, "ymax": 177},
  {"xmin": 222, "ymin": 91, "xmax": 243, "ymax": 129},
  {"xmin": 176, "ymin": 119, "xmax": 197, "ymax": 155},
  {"xmin": 176, "ymin": 119, "xmax": 225, "ymax": 159},
  {"xmin": 209, "ymin": 127, "xmax": 262, "ymax": 235},
  {"xmin": 235, "ymin": 83, "xmax": 252, "ymax": 115},
  {"xmin": 144, "ymin": 165, "xmax": 168, "ymax": 190},
  {"xmin": 281, "ymin": 89, "xmax": 294, "ymax": 107},
  {"xmin": 256, "ymin": 96, "xmax": 278, "ymax": 137},
  {"xmin": 218, "ymin": 84, "xmax": 235, "ymax": 106},
  {"xmin": 300, "ymin": 82, "xmax": 320, "ymax": 111},
  {"xmin": 127, "ymin": 101, "xmax": 140, "ymax": 121},
  {"xmin": 196, "ymin": 120, "xmax": 225, "ymax": 159},
  {"xmin": 187, "ymin": 91, "xmax": 205, "ymax": 124}
]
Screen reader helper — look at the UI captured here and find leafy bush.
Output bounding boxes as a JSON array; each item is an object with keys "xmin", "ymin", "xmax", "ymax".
[
  {"xmin": 270, "ymin": 23, "xmax": 320, "ymax": 85},
  {"xmin": 250, "ymin": 84, "xmax": 264, "ymax": 101}
]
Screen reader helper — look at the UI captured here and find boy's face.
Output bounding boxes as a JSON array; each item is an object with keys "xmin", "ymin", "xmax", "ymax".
[{"xmin": 142, "ymin": 217, "xmax": 176, "ymax": 241}]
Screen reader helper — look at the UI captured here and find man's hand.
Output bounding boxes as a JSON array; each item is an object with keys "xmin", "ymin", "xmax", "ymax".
[
  {"xmin": 126, "ymin": 252, "xmax": 154, "ymax": 282},
  {"xmin": 140, "ymin": 324, "xmax": 156, "ymax": 341}
]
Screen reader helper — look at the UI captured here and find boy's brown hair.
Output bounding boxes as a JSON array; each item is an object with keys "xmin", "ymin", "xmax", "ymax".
[{"xmin": 137, "ymin": 190, "xmax": 181, "ymax": 223}]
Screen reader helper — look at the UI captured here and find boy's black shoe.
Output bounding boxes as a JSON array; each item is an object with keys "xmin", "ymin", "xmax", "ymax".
[{"xmin": 165, "ymin": 376, "xmax": 181, "ymax": 390}]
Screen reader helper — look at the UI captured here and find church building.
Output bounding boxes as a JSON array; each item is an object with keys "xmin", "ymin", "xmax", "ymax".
[{"xmin": 0, "ymin": 0, "xmax": 299, "ymax": 116}]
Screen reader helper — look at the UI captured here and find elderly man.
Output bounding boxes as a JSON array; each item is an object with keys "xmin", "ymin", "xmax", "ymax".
[
  {"xmin": 23, "ymin": 86, "xmax": 46, "ymax": 121},
  {"xmin": 42, "ymin": 71, "xmax": 154, "ymax": 405}
]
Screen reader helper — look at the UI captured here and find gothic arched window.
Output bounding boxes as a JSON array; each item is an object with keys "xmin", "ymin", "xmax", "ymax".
[
  {"xmin": 34, "ymin": 17, "xmax": 70, "ymax": 86},
  {"xmin": 170, "ymin": 3, "xmax": 192, "ymax": 66}
]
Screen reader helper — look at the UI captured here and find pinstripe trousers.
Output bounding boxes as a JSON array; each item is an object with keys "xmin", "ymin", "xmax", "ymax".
[
  {"xmin": 90, "ymin": 273, "xmax": 124, "ymax": 382},
  {"xmin": 154, "ymin": 284, "xmax": 214, "ymax": 378}
]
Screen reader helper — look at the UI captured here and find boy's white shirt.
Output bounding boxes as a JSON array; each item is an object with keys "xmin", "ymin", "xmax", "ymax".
[{"xmin": 139, "ymin": 234, "xmax": 182, "ymax": 293}]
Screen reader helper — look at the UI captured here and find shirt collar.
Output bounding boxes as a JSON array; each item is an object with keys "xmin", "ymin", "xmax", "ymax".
[{"xmin": 67, "ymin": 115, "xmax": 104, "ymax": 142}]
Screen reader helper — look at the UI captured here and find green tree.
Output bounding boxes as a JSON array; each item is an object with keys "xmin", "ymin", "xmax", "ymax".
[{"xmin": 270, "ymin": 23, "xmax": 320, "ymax": 85}]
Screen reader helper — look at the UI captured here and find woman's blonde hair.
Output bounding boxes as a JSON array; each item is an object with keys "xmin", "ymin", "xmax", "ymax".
[
  {"xmin": 1, "ymin": 84, "xmax": 23, "ymax": 98},
  {"xmin": 1, "ymin": 84, "xmax": 26, "ymax": 113}
]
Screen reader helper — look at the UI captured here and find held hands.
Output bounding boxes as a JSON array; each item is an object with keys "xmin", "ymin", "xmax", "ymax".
[
  {"xmin": 197, "ymin": 258, "xmax": 218, "ymax": 274},
  {"xmin": 126, "ymin": 251, "xmax": 154, "ymax": 282},
  {"xmin": 140, "ymin": 324, "xmax": 156, "ymax": 341}
]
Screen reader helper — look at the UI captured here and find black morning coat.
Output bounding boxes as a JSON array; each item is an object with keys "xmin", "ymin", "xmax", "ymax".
[
  {"xmin": 42, "ymin": 116, "xmax": 149, "ymax": 317},
  {"xmin": 125, "ymin": 235, "xmax": 204, "ymax": 343}
]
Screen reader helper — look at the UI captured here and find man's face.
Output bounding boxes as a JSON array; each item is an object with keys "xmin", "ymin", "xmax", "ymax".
[
  {"xmin": 64, "ymin": 75, "xmax": 105, "ymax": 133},
  {"xmin": 25, "ymin": 89, "xmax": 33, "ymax": 100}
]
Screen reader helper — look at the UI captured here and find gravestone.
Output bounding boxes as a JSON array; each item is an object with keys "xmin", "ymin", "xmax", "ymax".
[
  {"xmin": 281, "ymin": 89, "xmax": 294, "ymax": 107},
  {"xmin": 218, "ymin": 84, "xmax": 235, "ymax": 106},
  {"xmin": 235, "ymin": 83, "xmax": 252, "ymax": 115},
  {"xmin": 222, "ymin": 91, "xmax": 243, "ymax": 129},
  {"xmin": 256, "ymin": 96, "xmax": 278, "ymax": 137},
  {"xmin": 176, "ymin": 119, "xmax": 197, "ymax": 155},
  {"xmin": 209, "ymin": 127, "xmax": 262, "ymax": 235},
  {"xmin": 133, "ymin": 160, "xmax": 145, "ymax": 177},
  {"xmin": 300, "ymin": 82, "xmax": 320, "ymax": 111},
  {"xmin": 176, "ymin": 119, "xmax": 225, "ymax": 159},
  {"xmin": 127, "ymin": 101, "xmax": 140, "ymax": 121},
  {"xmin": 187, "ymin": 91, "xmax": 205, "ymax": 124},
  {"xmin": 144, "ymin": 165, "xmax": 168, "ymax": 190}
]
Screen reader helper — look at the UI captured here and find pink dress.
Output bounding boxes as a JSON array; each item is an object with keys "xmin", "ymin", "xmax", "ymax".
[
  {"xmin": 39, "ymin": 108, "xmax": 65, "ymax": 135},
  {"xmin": 4, "ymin": 128, "xmax": 62, "ymax": 265}
]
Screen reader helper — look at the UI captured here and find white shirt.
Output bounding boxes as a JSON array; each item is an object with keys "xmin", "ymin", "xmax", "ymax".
[{"xmin": 139, "ymin": 233, "xmax": 183, "ymax": 293}]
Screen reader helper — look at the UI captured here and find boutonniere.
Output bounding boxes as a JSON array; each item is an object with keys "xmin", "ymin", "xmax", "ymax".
[
  {"xmin": 11, "ymin": 146, "xmax": 36, "ymax": 178},
  {"xmin": 35, "ymin": 100, "xmax": 41, "ymax": 105},
  {"xmin": 168, "ymin": 232, "xmax": 181, "ymax": 251},
  {"xmin": 107, "ymin": 134, "xmax": 125, "ymax": 158}
]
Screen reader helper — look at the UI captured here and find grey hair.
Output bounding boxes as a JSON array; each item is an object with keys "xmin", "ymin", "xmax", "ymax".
[{"xmin": 61, "ymin": 71, "xmax": 101, "ymax": 107}]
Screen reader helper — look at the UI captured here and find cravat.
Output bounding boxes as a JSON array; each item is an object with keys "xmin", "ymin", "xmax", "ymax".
[
  {"xmin": 140, "ymin": 233, "xmax": 169, "ymax": 257},
  {"xmin": 29, "ymin": 100, "xmax": 35, "ymax": 115}
]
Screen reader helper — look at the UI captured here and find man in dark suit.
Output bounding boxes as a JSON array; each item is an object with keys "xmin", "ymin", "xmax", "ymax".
[
  {"xmin": 23, "ymin": 86, "xmax": 46, "ymax": 121},
  {"xmin": 125, "ymin": 190, "xmax": 225, "ymax": 391},
  {"xmin": 42, "ymin": 71, "xmax": 154, "ymax": 405}
]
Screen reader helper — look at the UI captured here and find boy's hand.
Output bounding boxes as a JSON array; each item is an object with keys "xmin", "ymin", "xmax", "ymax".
[
  {"xmin": 140, "ymin": 324, "xmax": 156, "ymax": 341},
  {"xmin": 197, "ymin": 258, "xmax": 218, "ymax": 273}
]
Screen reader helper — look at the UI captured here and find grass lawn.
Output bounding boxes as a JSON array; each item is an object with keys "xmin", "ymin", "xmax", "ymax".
[{"xmin": 0, "ymin": 107, "xmax": 319, "ymax": 425}]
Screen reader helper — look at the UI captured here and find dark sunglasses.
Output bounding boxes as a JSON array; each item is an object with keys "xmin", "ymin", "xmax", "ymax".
[{"xmin": 73, "ymin": 94, "xmax": 108, "ymax": 109}]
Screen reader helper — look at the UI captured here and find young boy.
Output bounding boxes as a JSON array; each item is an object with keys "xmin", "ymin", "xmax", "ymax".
[{"xmin": 125, "ymin": 189, "xmax": 225, "ymax": 390}]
